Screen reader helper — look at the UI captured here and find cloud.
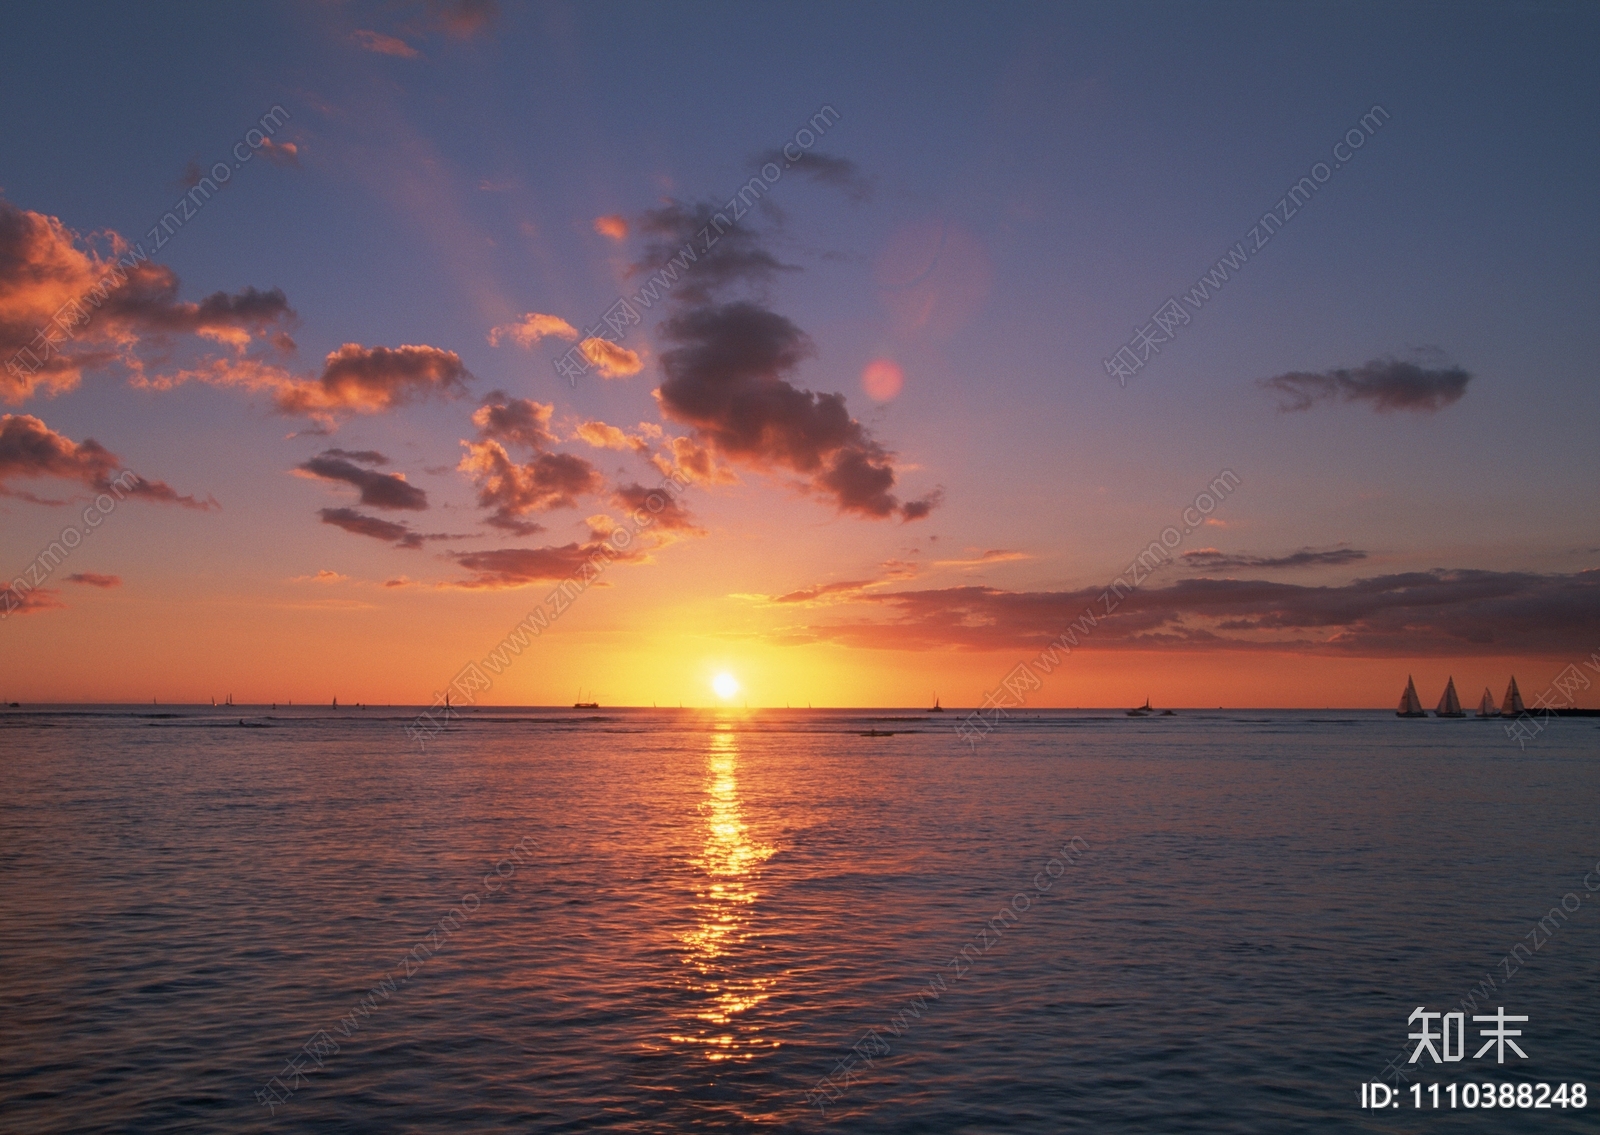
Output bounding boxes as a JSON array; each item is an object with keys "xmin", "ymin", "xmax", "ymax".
[
  {"xmin": 760, "ymin": 558, "xmax": 923, "ymax": 606},
  {"xmin": 273, "ymin": 343, "xmax": 470, "ymax": 418},
  {"xmin": 631, "ymin": 201, "xmax": 796, "ymax": 306},
  {"xmin": 593, "ymin": 215, "xmax": 629, "ymax": 240},
  {"xmin": 934, "ymin": 548, "xmax": 1029, "ymax": 569},
  {"xmin": 0, "ymin": 413, "xmax": 216, "ymax": 508},
  {"xmin": 612, "ymin": 482, "xmax": 703, "ymax": 534},
  {"xmin": 428, "ymin": 0, "xmax": 498, "ymax": 38},
  {"xmin": 648, "ymin": 435, "xmax": 736, "ymax": 485},
  {"xmin": 65, "ymin": 572, "xmax": 120, "ymax": 588},
  {"xmin": 472, "ymin": 393, "xmax": 558, "ymax": 450},
  {"xmin": 458, "ymin": 443, "xmax": 601, "ymax": 534},
  {"xmin": 458, "ymin": 391, "xmax": 602, "ymax": 534},
  {"xmin": 257, "ymin": 139, "xmax": 299, "ymax": 168},
  {"xmin": 0, "ymin": 197, "xmax": 297, "ymax": 402},
  {"xmin": 488, "ymin": 313, "xmax": 578, "ymax": 348},
  {"xmin": 296, "ymin": 450, "xmax": 428, "ymax": 510},
  {"xmin": 318, "ymin": 507, "xmax": 425, "ymax": 549},
  {"xmin": 753, "ymin": 149, "xmax": 872, "ymax": 201},
  {"xmin": 351, "ymin": 29, "xmax": 421, "ymax": 58},
  {"xmin": 1262, "ymin": 356, "xmax": 1471, "ymax": 413},
  {"xmin": 780, "ymin": 569, "xmax": 1600, "ymax": 658},
  {"xmin": 0, "ymin": 584, "xmax": 64, "ymax": 617},
  {"xmin": 578, "ymin": 337, "xmax": 643, "ymax": 378},
  {"xmin": 448, "ymin": 537, "xmax": 647, "ymax": 589},
  {"xmin": 383, "ymin": 576, "xmax": 412, "ymax": 588},
  {"xmin": 656, "ymin": 302, "xmax": 936, "ymax": 520},
  {"xmin": 319, "ymin": 447, "xmax": 388, "ymax": 465},
  {"xmin": 575, "ymin": 420, "xmax": 650, "ymax": 453},
  {"xmin": 291, "ymin": 569, "xmax": 348, "ymax": 583},
  {"xmin": 1181, "ymin": 546, "xmax": 1368, "ymax": 571}
]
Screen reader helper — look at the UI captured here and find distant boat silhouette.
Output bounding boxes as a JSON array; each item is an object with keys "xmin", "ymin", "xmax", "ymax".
[
  {"xmin": 1500, "ymin": 676, "xmax": 1525, "ymax": 717},
  {"xmin": 1127, "ymin": 697, "xmax": 1152, "ymax": 717},
  {"xmin": 927, "ymin": 693, "xmax": 944, "ymax": 712},
  {"xmin": 574, "ymin": 687, "xmax": 598, "ymax": 709},
  {"xmin": 1396, "ymin": 676, "xmax": 1427, "ymax": 717},
  {"xmin": 1435, "ymin": 676, "xmax": 1465, "ymax": 718},
  {"xmin": 1476, "ymin": 687, "xmax": 1501, "ymax": 718}
]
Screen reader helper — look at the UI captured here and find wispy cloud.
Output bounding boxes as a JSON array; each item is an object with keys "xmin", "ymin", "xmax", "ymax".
[
  {"xmin": 778, "ymin": 569, "xmax": 1600, "ymax": 657},
  {"xmin": 1261, "ymin": 355, "xmax": 1470, "ymax": 413},
  {"xmin": 350, "ymin": 29, "xmax": 421, "ymax": 58},
  {"xmin": 934, "ymin": 548, "xmax": 1030, "ymax": 569},
  {"xmin": 1181, "ymin": 546, "xmax": 1367, "ymax": 571},
  {"xmin": 64, "ymin": 572, "xmax": 120, "ymax": 588},
  {"xmin": 752, "ymin": 149, "xmax": 872, "ymax": 202}
]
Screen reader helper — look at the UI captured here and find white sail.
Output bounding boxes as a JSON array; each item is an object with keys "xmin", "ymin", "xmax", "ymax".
[
  {"xmin": 1477, "ymin": 688, "xmax": 1500, "ymax": 717},
  {"xmin": 1501, "ymin": 676, "xmax": 1525, "ymax": 716},
  {"xmin": 1436, "ymin": 677, "xmax": 1462, "ymax": 716},
  {"xmin": 1398, "ymin": 676, "xmax": 1425, "ymax": 716}
]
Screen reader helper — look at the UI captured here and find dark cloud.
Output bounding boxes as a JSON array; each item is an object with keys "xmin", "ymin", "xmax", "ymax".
[
  {"xmin": 631, "ymin": 201, "xmax": 796, "ymax": 306},
  {"xmin": 612, "ymin": 482, "xmax": 703, "ymax": 534},
  {"xmin": 65, "ymin": 572, "xmax": 120, "ymax": 588},
  {"xmin": 449, "ymin": 538, "xmax": 647, "ymax": 589},
  {"xmin": 656, "ymin": 302, "xmax": 937, "ymax": 520},
  {"xmin": 318, "ymin": 507, "xmax": 424, "ymax": 549},
  {"xmin": 1, "ymin": 584, "xmax": 64, "ymax": 617},
  {"xmin": 297, "ymin": 451, "xmax": 428, "ymax": 511},
  {"xmin": 779, "ymin": 569, "xmax": 1600, "ymax": 658},
  {"xmin": 472, "ymin": 392, "xmax": 557, "ymax": 450},
  {"xmin": 1262, "ymin": 356, "xmax": 1470, "ymax": 413},
  {"xmin": 1181, "ymin": 546, "xmax": 1368, "ymax": 571},
  {"xmin": 753, "ymin": 149, "xmax": 872, "ymax": 202},
  {"xmin": 0, "ymin": 197, "xmax": 296, "ymax": 402},
  {"xmin": 0, "ymin": 413, "xmax": 216, "ymax": 508}
]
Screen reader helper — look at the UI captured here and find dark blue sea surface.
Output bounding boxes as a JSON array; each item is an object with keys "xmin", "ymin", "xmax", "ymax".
[{"xmin": 2, "ymin": 706, "xmax": 1597, "ymax": 1132}]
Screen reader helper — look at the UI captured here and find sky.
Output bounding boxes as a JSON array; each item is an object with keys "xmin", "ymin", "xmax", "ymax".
[{"xmin": 1, "ymin": 0, "xmax": 1597, "ymax": 708}]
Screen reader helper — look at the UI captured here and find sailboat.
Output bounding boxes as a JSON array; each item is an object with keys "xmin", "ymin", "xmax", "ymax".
[
  {"xmin": 1127, "ymin": 697, "xmax": 1152, "ymax": 717},
  {"xmin": 1434, "ymin": 676, "xmax": 1465, "ymax": 718},
  {"xmin": 1476, "ymin": 688, "xmax": 1501, "ymax": 718},
  {"xmin": 1396, "ymin": 676, "xmax": 1427, "ymax": 717},
  {"xmin": 573, "ymin": 687, "xmax": 599, "ymax": 709},
  {"xmin": 927, "ymin": 693, "xmax": 944, "ymax": 712},
  {"xmin": 1500, "ymin": 676, "xmax": 1525, "ymax": 717}
]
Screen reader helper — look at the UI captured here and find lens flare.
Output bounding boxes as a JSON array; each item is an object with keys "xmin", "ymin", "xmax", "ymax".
[{"xmin": 861, "ymin": 358, "xmax": 904, "ymax": 402}]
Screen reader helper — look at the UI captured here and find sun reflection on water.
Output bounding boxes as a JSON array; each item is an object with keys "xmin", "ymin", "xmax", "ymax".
[{"xmin": 671, "ymin": 726, "xmax": 778, "ymax": 1061}]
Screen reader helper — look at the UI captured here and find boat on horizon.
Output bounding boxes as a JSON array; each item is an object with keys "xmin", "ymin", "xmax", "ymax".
[
  {"xmin": 1127, "ymin": 697, "xmax": 1153, "ymax": 717},
  {"xmin": 927, "ymin": 694, "xmax": 944, "ymax": 712},
  {"xmin": 1396, "ymin": 676, "xmax": 1427, "ymax": 718},
  {"xmin": 1476, "ymin": 687, "xmax": 1501, "ymax": 718},
  {"xmin": 1501, "ymin": 676, "xmax": 1526, "ymax": 717},
  {"xmin": 1435, "ymin": 676, "xmax": 1465, "ymax": 717}
]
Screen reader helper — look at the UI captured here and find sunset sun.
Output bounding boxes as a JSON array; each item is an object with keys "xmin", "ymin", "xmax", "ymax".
[{"xmin": 712, "ymin": 673, "xmax": 740, "ymax": 700}]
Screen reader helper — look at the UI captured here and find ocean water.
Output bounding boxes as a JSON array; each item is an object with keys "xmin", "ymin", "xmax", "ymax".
[{"xmin": 1, "ymin": 706, "xmax": 1597, "ymax": 1133}]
